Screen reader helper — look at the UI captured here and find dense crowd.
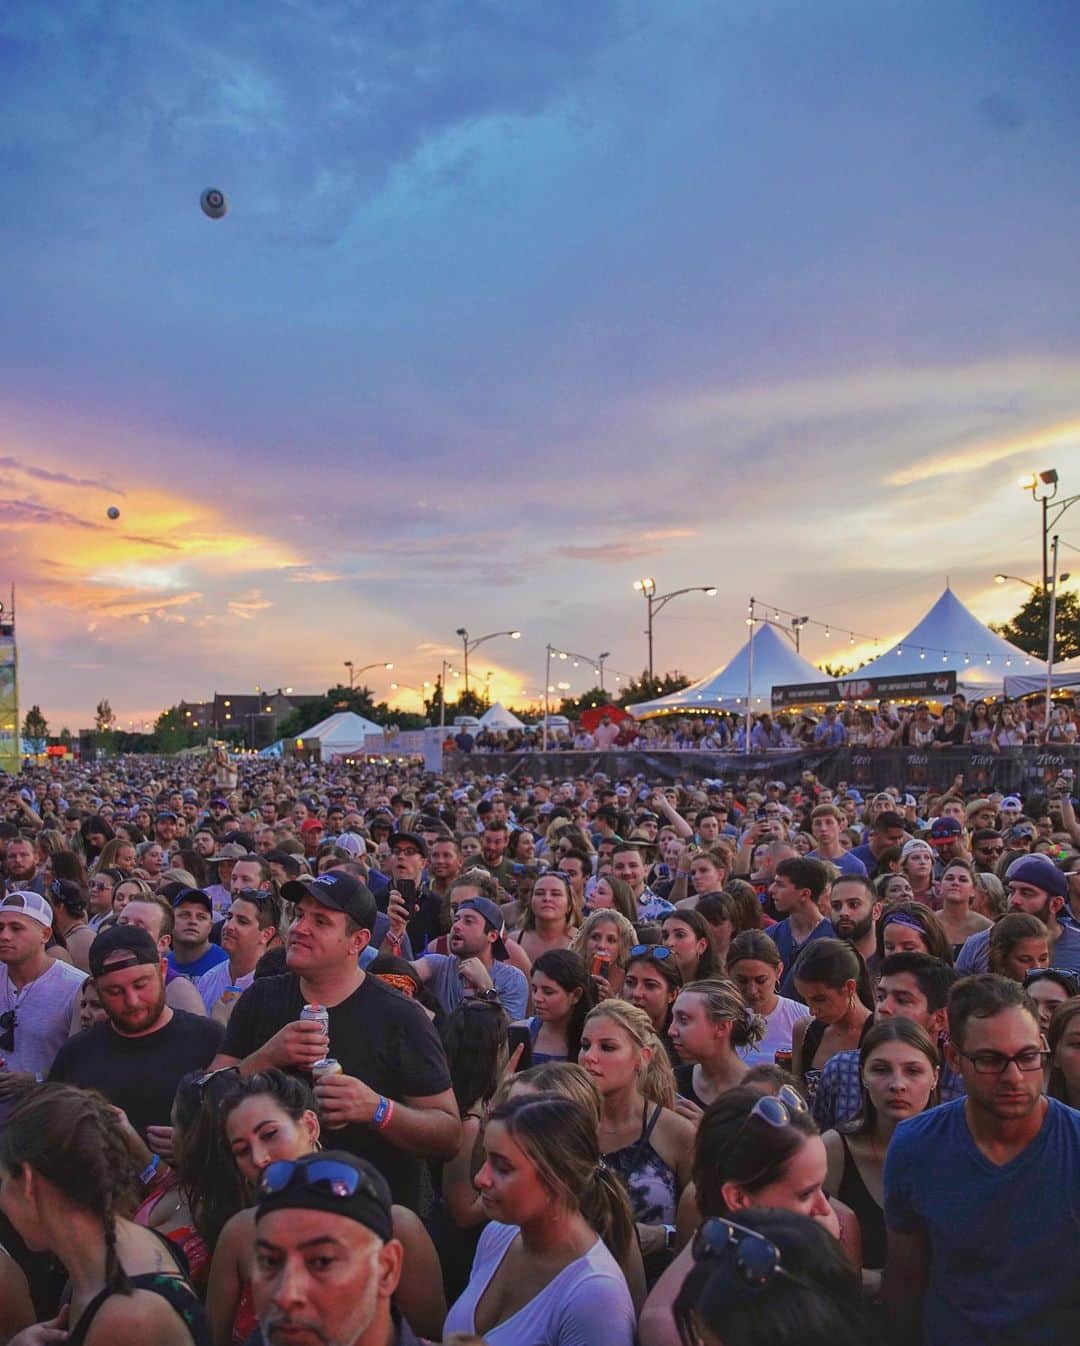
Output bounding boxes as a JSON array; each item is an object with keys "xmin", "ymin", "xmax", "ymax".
[
  {"xmin": 0, "ymin": 746, "xmax": 1079, "ymax": 1345},
  {"xmin": 449, "ymin": 693, "xmax": 1079, "ymax": 753}
]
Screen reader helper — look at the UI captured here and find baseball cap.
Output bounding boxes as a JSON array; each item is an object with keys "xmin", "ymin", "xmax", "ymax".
[
  {"xmin": 456, "ymin": 898, "xmax": 509, "ymax": 959},
  {"xmin": 300, "ymin": 818, "xmax": 325, "ymax": 834},
  {"xmin": 209, "ymin": 797, "xmax": 229, "ymax": 809},
  {"xmin": 255, "ymin": 1151, "xmax": 392, "ymax": 1241},
  {"xmin": 282, "ymin": 870, "xmax": 376, "ymax": 930},
  {"xmin": 89, "ymin": 924, "xmax": 162, "ymax": 979},
  {"xmin": 389, "ymin": 831, "xmax": 429, "ymax": 859},
  {"xmin": 171, "ymin": 887, "xmax": 214, "ymax": 913},
  {"xmin": 181, "ymin": 789, "xmax": 198, "ymax": 803},
  {"xmin": 209, "ymin": 842, "xmax": 248, "ymax": 863},
  {"xmin": 1006, "ymin": 854, "xmax": 1068, "ymax": 900},
  {"xmin": 0, "ymin": 892, "xmax": 53, "ymax": 929},
  {"xmin": 156, "ymin": 810, "xmax": 178, "ymax": 822},
  {"xmin": 965, "ymin": 798, "xmax": 994, "ymax": 819},
  {"xmin": 1001, "ymin": 796, "xmax": 1023, "ymax": 811},
  {"xmin": 900, "ymin": 838, "xmax": 934, "ymax": 862},
  {"xmin": 929, "ymin": 817, "xmax": 963, "ymax": 844}
]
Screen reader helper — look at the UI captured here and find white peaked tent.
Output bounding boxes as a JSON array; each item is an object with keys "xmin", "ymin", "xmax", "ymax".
[
  {"xmin": 478, "ymin": 702, "xmax": 526, "ymax": 731},
  {"xmin": 299, "ymin": 711, "xmax": 385, "ymax": 754},
  {"xmin": 855, "ymin": 586, "xmax": 1045, "ymax": 696},
  {"xmin": 628, "ymin": 623, "xmax": 824, "ymax": 718},
  {"xmin": 1004, "ymin": 657, "xmax": 1080, "ymax": 699}
]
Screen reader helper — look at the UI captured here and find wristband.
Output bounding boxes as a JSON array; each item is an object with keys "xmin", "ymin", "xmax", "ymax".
[
  {"xmin": 371, "ymin": 1095, "xmax": 395, "ymax": 1131},
  {"xmin": 140, "ymin": 1153, "xmax": 162, "ymax": 1186},
  {"xmin": 385, "ymin": 931, "xmax": 403, "ymax": 947}
]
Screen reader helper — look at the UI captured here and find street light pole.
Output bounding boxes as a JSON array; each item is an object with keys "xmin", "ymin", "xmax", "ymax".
[
  {"xmin": 343, "ymin": 659, "xmax": 393, "ymax": 691},
  {"xmin": 1021, "ymin": 469, "xmax": 1079, "ymax": 588},
  {"xmin": 633, "ymin": 579, "xmax": 717, "ymax": 682},
  {"xmin": 454, "ymin": 628, "xmax": 521, "ymax": 694}
]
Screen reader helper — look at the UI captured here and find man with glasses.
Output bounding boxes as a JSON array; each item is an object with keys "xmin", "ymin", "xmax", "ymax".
[
  {"xmin": 969, "ymin": 828, "xmax": 1005, "ymax": 874},
  {"xmin": 884, "ymin": 973, "xmax": 1080, "ymax": 1346},
  {"xmin": 0, "ymin": 892, "xmax": 86, "ymax": 1112}
]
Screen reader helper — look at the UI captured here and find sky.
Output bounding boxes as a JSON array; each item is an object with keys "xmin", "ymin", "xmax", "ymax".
[{"xmin": 2, "ymin": 1, "xmax": 1079, "ymax": 731}]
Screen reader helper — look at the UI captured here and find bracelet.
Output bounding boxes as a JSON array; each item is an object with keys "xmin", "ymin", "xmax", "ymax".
[
  {"xmin": 139, "ymin": 1153, "xmax": 161, "ymax": 1186},
  {"xmin": 385, "ymin": 931, "xmax": 403, "ymax": 947},
  {"xmin": 371, "ymin": 1096, "xmax": 395, "ymax": 1131}
]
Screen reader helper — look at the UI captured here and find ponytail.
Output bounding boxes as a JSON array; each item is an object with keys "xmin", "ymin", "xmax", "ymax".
[{"xmin": 584, "ymin": 1001, "xmax": 677, "ymax": 1109}]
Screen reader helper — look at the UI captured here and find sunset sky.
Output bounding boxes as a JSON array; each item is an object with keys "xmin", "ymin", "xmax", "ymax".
[{"xmin": 2, "ymin": 2, "xmax": 1079, "ymax": 731}]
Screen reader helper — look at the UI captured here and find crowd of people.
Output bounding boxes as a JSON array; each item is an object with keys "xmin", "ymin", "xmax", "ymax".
[
  {"xmin": 0, "ymin": 747, "xmax": 1079, "ymax": 1345},
  {"xmin": 448, "ymin": 693, "xmax": 1079, "ymax": 753}
]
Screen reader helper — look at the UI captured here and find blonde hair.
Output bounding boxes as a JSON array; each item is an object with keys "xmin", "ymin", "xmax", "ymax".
[
  {"xmin": 570, "ymin": 910, "xmax": 637, "ymax": 967},
  {"xmin": 584, "ymin": 1000, "xmax": 677, "ymax": 1109},
  {"xmin": 682, "ymin": 977, "xmax": 766, "ymax": 1050},
  {"xmin": 496, "ymin": 1060, "xmax": 602, "ymax": 1125}
]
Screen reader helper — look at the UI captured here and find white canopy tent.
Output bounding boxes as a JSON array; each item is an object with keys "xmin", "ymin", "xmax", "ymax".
[
  {"xmin": 628, "ymin": 623, "xmax": 824, "ymax": 718},
  {"xmin": 1004, "ymin": 658, "xmax": 1080, "ymax": 699},
  {"xmin": 478, "ymin": 702, "xmax": 526, "ymax": 731},
  {"xmin": 298, "ymin": 711, "xmax": 385, "ymax": 755},
  {"xmin": 854, "ymin": 586, "xmax": 1045, "ymax": 696}
]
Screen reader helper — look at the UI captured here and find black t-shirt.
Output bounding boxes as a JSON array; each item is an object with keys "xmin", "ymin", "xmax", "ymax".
[
  {"xmin": 49, "ymin": 1011, "xmax": 224, "ymax": 1137},
  {"xmin": 221, "ymin": 972, "xmax": 452, "ymax": 1208}
]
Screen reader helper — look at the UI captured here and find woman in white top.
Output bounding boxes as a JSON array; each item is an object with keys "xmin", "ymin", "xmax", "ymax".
[
  {"xmin": 443, "ymin": 1093, "xmax": 636, "ymax": 1346},
  {"xmin": 727, "ymin": 930, "xmax": 810, "ymax": 1067}
]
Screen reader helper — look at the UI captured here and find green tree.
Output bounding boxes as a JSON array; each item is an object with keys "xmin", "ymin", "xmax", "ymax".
[
  {"xmin": 820, "ymin": 661, "xmax": 857, "ymax": 678},
  {"xmin": 58, "ymin": 727, "xmax": 73, "ymax": 749},
  {"xmin": 990, "ymin": 589, "xmax": 1080, "ymax": 663},
  {"xmin": 276, "ymin": 684, "xmax": 382, "ymax": 741},
  {"xmin": 21, "ymin": 705, "xmax": 48, "ymax": 744},
  {"xmin": 153, "ymin": 706, "xmax": 189, "ymax": 754}
]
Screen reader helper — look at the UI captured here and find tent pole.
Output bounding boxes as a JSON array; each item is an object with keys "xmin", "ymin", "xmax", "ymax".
[{"xmin": 745, "ymin": 599, "xmax": 755, "ymax": 756}]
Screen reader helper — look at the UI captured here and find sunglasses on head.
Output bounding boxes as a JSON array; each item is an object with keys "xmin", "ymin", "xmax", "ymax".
[
  {"xmin": 0, "ymin": 1009, "xmax": 15, "ymax": 1053},
  {"xmin": 1024, "ymin": 967, "xmax": 1080, "ymax": 995},
  {"xmin": 675, "ymin": 1217, "xmax": 815, "ymax": 1346},
  {"xmin": 260, "ymin": 1158, "xmax": 382, "ymax": 1203},
  {"xmin": 730, "ymin": 1085, "xmax": 808, "ymax": 1147},
  {"xmin": 629, "ymin": 944, "xmax": 673, "ymax": 962}
]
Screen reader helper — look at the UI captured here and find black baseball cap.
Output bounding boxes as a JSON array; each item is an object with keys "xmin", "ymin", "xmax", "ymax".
[
  {"xmin": 170, "ymin": 886, "xmax": 214, "ymax": 913},
  {"xmin": 89, "ymin": 924, "xmax": 162, "ymax": 979},
  {"xmin": 256, "ymin": 1151, "xmax": 392, "ymax": 1241},
  {"xmin": 389, "ymin": 831, "xmax": 429, "ymax": 859},
  {"xmin": 282, "ymin": 870, "xmax": 376, "ymax": 930}
]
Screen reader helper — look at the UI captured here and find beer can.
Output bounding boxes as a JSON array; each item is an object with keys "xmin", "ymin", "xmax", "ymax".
[
  {"xmin": 300, "ymin": 1002, "xmax": 330, "ymax": 1036},
  {"xmin": 312, "ymin": 1057, "xmax": 343, "ymax": 1082},
  {"xmin": 774, "ymin": 1049, "xmax": 793, "ymax": 1071}
]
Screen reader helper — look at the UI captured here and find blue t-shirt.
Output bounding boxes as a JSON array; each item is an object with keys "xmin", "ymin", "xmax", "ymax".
[
  {"xmin": 771, "ymin": 917, "xmax": 836, "ymax": 1000},
  {"xmin": 884, "ymin": 1096, "xmax": 1080, "ymax": 1345},
  {"xmin": 806, "ymin": 848, "xmax": 868, "ymax": 878},
  {"xmin": 167, "ymin": 943, "xmax": 230, "ymax": 980}
]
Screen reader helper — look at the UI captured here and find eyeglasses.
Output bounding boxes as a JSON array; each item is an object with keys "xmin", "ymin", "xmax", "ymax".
[
  {"xmin": 260, "ymin": 1158, "xmax": 383, "ymax": 1203},
  {"xmin": 675, "ymin": 1217, "xmax": 813, "ymax": 1346},
  {"xmin": 954, "ymin": 1045, "xmax": 1050, "ymax": 1074},
  {"xmin": 1024, "ymin": 968, "xmax": 1080, "ymax": 995},
  {"xmin": 0, "ymin": 1009, "xmax": 16, "ymax": 1053},
  {"xmin": 629, "ymin": 944, "xmax": 673, "ymax": 962}
]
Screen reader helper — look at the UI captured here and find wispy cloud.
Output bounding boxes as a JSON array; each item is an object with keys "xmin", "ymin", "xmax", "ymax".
[{"xmin": 0, "ymin": 456, "xmax": 122, "ymax": 494}]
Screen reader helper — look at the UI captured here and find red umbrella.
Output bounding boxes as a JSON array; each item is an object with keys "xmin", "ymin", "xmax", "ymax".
[{"xmin": 580, "ymin": 704, "xmax": 629, "ymax": 733}]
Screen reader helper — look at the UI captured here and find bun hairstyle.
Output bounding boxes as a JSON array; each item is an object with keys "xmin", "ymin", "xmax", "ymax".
[
  {"xmin": 681, "ymin": 977, "xmax": 767, "ymax": 1051},
  {"xmin": 486, "ymin": 1094, "xmax": 635, "ymax": 1264},
  {"xmin": 692, "ymin": 1085, "xmax": 818, "ymax": 1216},
  {"xmin": 794, "ymin": 938, "xmax": 875, "ymax": 1010},
  {"xmin": 584, "ymin": 1000, "xmax": 677, "ymax": 1108}
]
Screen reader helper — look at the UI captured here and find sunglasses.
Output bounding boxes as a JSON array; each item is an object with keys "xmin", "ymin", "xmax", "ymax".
[
  {"xmin": 260, "ymin": 1158, "xmax": 383, "ymax": 1203},
  {"xmin": 0, "ymin": 1009, "xmax": 15, "ymax": 1053},
  {"xmin": 629, "ymin": 944, "xmax": 674, "ymax": 962},
  {"xmin": 675, "ymin": 1217, "xmax": 814, "ymax": 1346},
  {"xmin": 730, "ymin": 1085, "xmax": 808, "ymax": 1148}
]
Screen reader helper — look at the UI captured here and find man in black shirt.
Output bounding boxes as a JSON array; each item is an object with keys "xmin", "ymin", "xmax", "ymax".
[
  {"xmin": 49, "ymin": 924, "xmax": 223, "ymax": 1141},
  {"xmin": 212, "ymin": 869, "xmax": 459, "ymax": 1208}
]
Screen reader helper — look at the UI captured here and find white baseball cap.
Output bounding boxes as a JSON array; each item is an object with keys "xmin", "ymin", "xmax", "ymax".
[{"xmin": 0, "ymin": 891, "xmax": 54, "ymax": 928}]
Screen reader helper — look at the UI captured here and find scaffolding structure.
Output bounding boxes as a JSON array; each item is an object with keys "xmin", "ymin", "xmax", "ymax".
[{"xmin": 0, "ymin": 589, "xmax": 18, "ymax": 776}]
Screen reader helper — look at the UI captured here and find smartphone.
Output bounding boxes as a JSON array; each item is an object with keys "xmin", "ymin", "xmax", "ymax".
[
  {"xmin": 395, "ymin": 878, "xmax": 419, "ymax": 915},
  {"xmin": 506, "ymin": 1025, "xmax": 533, "ymax": 1071},
  {"xmin": 591, "ymin": 953, "xmax": 612, "ymax": 980},
  {"xmin": 756, "ymin": 807, "xmax": 768, "ymax": 821}
]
